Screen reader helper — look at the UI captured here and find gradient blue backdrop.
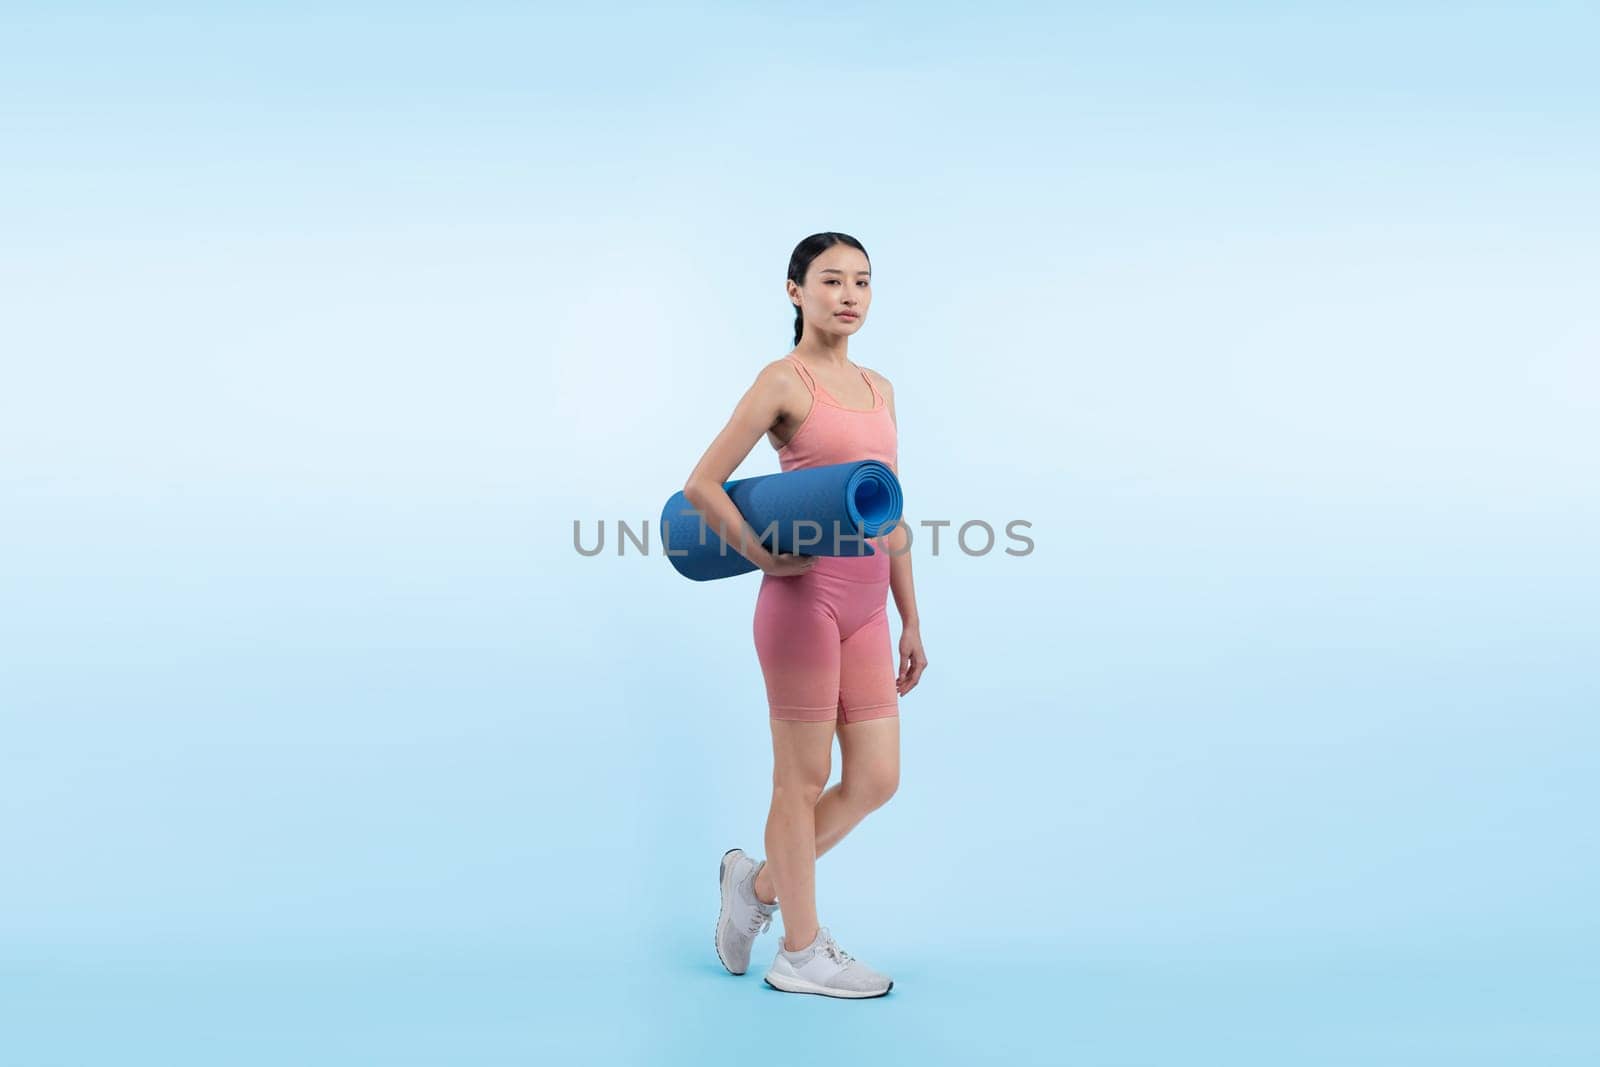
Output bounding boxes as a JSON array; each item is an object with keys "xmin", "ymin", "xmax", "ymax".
[{"xmin": 3, "ymin": 3, "xmax": 1596, "ymax": 1064}]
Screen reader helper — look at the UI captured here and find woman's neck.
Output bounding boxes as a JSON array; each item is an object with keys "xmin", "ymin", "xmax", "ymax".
[{"xmin": 793, "ymin": 335, "xmax": 850, "ymax": 368}]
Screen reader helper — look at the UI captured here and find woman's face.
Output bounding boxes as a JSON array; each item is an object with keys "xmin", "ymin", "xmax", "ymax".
[{"xmin": 791, "ymin": 244, "xmax": 871, "ymax": 339}]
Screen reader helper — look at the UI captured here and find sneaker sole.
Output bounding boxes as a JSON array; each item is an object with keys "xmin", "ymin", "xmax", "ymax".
[
  {"xmin": 714, "ymin": 847, "xmax": 746, "ymax": 975},
  {"xmin": 762, "ymin": 970, "xmax": 894, "ymax": 998}
]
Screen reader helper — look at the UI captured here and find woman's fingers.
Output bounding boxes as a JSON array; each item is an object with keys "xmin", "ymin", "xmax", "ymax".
[{"xmin": 903, "ymin": 652, "xmax": 926, "ymax": 693}]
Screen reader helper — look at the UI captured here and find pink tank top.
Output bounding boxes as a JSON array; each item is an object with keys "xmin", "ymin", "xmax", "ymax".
[{"xmin": 776, "ymin": 354, "xmax": 897, "ymax": 473}]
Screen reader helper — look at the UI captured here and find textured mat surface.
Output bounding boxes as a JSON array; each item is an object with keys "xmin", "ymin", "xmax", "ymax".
[{"xmin": 661, "ymin": 460, "xmax": 903, "ymax": 581}]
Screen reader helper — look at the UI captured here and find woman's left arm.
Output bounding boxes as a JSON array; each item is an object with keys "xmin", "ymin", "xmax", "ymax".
[{"xmin": 876, "ymin": 373, "xmax": 927, "ymax": 696}]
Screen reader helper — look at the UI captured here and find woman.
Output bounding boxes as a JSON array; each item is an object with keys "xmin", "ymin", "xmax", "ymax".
[{"xmin": 682, "ymin": 232, "xmax": 928, "ymax": 999}]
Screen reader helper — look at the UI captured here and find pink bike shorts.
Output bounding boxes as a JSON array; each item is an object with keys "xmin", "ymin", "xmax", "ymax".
[{"xmin": 753, "ymin": 550, "xmax": 900, "ymax": 724}]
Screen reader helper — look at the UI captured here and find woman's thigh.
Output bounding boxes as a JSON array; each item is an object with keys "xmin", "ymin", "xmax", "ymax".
[
  {"xmin": 768, "ymin": 717, "xmax": 836, "ymax": 793},
  {"xmin": 836, "ymin": 605, "xmax": 899, "ymax": 724},
  {"xmin": 753, "ymin": 575, "xmax": 843, "ymax": 721},
  {"xmin": 838, "ymin": 714, "xmax": 899, "ymax": 803}
]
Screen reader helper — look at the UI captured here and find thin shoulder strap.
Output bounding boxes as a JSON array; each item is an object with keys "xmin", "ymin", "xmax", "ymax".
[
  {"xmin": 858, "ymin": 366, "xmax": 881, "ymax": 404},
  {"xmin": 785, "ymin": 354, "xmax": 818, "ymax": 394}
]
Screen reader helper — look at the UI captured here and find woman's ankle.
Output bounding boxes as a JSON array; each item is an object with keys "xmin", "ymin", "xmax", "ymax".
[
  {"xmin": 783, "ymin": 928, "xmax": 818, "ymax": 953},
  {"xmin": 752, "ymin": 860, "xmax": 778, "ymax": 905}
]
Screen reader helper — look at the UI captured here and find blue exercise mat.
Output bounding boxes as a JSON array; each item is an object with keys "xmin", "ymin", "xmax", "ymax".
[{"xmin": 661, "ymin": 459, "xmax": 903, "ymax": 581}]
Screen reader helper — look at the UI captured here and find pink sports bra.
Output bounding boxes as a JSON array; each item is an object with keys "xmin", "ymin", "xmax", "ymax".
[{"xmin": 774, "ymin": 354, "xmax": 898, "ymax": 474}]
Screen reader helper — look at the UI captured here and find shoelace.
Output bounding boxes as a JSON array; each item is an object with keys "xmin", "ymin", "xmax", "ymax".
[
  {"xmin": 745, "ymin": 906, "xmax": 773, "ymax": 937},
  {"xmin": 819, "ymin": 928, "xmax": 855, "ymax": 966},
  {"xmin": 744, "ymin": 877, "xmax": 776, "ymax": 937}
]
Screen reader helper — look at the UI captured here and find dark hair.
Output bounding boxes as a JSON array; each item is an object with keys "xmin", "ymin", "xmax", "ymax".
[{"xmin": 787, "ymin": 232, "xmax": 870, "ymax": 345}]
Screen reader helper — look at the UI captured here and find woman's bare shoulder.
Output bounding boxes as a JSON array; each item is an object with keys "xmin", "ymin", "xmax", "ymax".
[
  {"xmin": 860, "ymin": 365, "xmax": 894, "ymax": 395},
  {"xmin": 752, "ymin": 356, "xmax": 806, "ymax": 395},
  {"xmin": 757, "ymin": 355, "xmax": 795, "ymax": 378},
  {"xmin": 742, "ymin": 357, "xmax": 809, "ymax": 421}
]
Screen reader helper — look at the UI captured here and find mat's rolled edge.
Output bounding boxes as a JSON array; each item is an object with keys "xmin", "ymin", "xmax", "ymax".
[{"xmin": 659, "ymin": 489, "xmax": 761, "ymax": 581}]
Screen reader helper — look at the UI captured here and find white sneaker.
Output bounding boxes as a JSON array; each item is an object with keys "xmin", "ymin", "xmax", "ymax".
[
  {"xmin": 763, "ymin": 925, "xmax": 893, "ymax": 998},
  {"xmin": 715, "ymin": 848, "xmax": 778, "ymax": 975}
]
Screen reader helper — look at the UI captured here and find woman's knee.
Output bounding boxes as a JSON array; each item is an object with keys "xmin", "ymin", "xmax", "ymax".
[
  {"xmin": 769, "ymin": 719, "xmax": 834, "ymax": 804},
  {"xmin": 844, "ymin": 766, "xmax": 898, "ymax": 810},
  {"xmin": 771, "ymin": 773, "xmax": 828, "ymax": 807}
]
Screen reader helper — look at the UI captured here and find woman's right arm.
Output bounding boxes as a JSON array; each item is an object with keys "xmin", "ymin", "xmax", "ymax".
[{"xmin": 681, "ymin": 360, "xmax": 817, "ymax": 578}]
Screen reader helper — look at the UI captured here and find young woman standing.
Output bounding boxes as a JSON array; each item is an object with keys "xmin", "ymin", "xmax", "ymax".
[{"xmin": 682, "ymin": 232, "xmax": 928, "ymax": 998}]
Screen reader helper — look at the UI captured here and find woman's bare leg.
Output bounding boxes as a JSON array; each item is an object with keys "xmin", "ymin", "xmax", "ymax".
[
  {"xmin": 763, "ymin": 718, "xmax": 835, "ymax": 951},
  {"xmin": 754, "ymin": 716, "xmax": 900, "ymax": 916}
]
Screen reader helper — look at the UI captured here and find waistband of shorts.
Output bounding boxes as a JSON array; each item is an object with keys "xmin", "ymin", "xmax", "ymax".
[{"xmin": 808, "ymin": 554, "xmax": 891, "ymax": 582}]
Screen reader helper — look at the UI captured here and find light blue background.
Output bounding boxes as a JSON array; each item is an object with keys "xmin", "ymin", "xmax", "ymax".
[{"xmin": 3, "ymin": 3, "xmax": 1597, "ymax": 1064}]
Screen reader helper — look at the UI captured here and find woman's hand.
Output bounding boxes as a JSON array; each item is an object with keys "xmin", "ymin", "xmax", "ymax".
[
  {"xmin": 897, "ymin": 624, "xmax": 927, "ymax": 696},
  {"xmin": 761, "ymin": 552, "xmax": 817, "ymax": 578}
]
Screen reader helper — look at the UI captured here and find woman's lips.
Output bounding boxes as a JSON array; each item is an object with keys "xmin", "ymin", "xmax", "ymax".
[{"xmin": 836, "ymin": 313, "xmax": 858, "ymax": 319}]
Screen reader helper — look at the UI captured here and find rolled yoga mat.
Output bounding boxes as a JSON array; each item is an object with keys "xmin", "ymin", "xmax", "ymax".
[{"xmin": 660, "ymin": 459, "xmax": 903, "ymax": 581}]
